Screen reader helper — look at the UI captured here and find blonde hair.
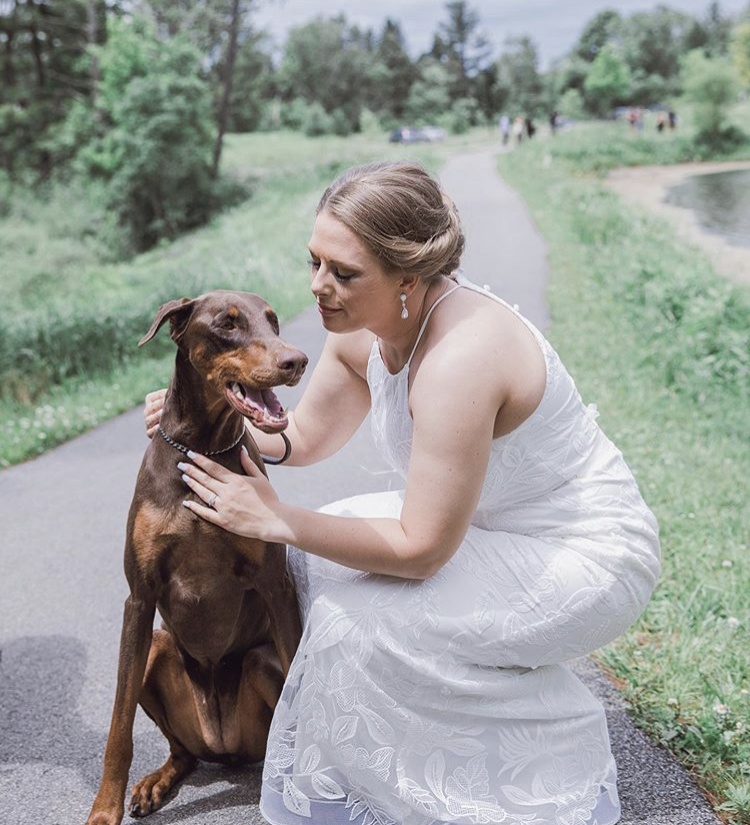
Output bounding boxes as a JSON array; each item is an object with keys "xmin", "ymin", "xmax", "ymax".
[{"xmin": 317, "ymin": 161, "xmax": 464, "ymax": 281}]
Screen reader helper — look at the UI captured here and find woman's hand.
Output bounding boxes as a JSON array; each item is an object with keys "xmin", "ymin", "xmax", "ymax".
[
  {"xmin": 179, "ymin": 447, "xmax": 285, "ymax": 542},
  {"xmin": 144, "ymin": 389, "xmax": 167, "ymax": 438}
]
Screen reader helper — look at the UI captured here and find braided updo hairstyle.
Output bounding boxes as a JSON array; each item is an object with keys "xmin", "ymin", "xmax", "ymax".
[{"xmin": 316, "ymin": 161, "xmax": 464, "ymax": 281}]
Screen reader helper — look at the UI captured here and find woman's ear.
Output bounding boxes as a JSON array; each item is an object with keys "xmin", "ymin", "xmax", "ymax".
[{"xmin": 398, "ymin": 274, "xmax": 420, "ymax": 296}]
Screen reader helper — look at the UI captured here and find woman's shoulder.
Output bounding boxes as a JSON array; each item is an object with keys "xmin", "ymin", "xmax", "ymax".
[
  {"xmin": 427, "ymin": 284, "xmax": 532, "ymax": 359},
  {"xmin": 326, "ymin": 328, "xmax": 376, "ymax": 380},
  {"xmin": 414, "ymin": 285, "xmax": 546, "ymax": 402}
]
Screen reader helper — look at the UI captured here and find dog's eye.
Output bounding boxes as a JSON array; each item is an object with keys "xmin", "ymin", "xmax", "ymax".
[{"xmin": 220, "ymin": 319, "xmax": 236, "ymax": 331}]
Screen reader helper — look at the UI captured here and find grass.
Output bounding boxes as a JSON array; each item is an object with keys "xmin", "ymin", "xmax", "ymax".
[
  {"xmin": 0, "ymin": 127, "xmax": 497, "ymax": 467},
  {"xmin": 498, "ymin": 112, "xmax": 750, "ymax": 823}
]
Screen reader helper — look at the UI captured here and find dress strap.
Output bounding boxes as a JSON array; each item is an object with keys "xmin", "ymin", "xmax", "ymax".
[{"xmin": 406, "ymin": 282, "xmax": 463, "ymax": 366}]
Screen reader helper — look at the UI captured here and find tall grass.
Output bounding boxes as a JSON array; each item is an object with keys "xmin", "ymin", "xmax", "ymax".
[
  {"xmin": 499, "ymin": 120, "xmax": 750, "ymax": 823},
  {"xmin": 0, "ymin": 127, "xmax": 497, "ymax": 467}
]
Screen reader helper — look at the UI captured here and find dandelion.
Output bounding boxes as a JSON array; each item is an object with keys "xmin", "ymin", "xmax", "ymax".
[
  {"xmin": 714, "ymin": 703, "xmax": 730, "ymax": 716},
  {"xmin": 722, "ymin": 560, "xmax": 733, "ymax": 568},
  {"xmin": 727, "ymin": 617, "xmax": 741, "ymax": 629}
]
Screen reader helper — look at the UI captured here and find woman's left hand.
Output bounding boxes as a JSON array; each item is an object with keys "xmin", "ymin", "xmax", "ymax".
[{"xmin": 179, "ymin": 447, "xmax": 283, "ymax": 541}]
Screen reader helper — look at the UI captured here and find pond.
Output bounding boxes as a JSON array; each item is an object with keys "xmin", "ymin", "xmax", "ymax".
[{"xmin": 664, "ymin": 168, "xmax": 750, "ymax": 248}]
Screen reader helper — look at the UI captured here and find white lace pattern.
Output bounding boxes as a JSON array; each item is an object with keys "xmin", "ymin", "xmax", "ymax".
[{"xmin": 260, "ymin": 276, "xmax": 660, "ymax": 825}]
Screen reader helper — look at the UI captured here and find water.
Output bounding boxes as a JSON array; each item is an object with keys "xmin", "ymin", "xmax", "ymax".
[{"xmin": 665, "ymin": 168, "xmax": 750, "ymax": 248}]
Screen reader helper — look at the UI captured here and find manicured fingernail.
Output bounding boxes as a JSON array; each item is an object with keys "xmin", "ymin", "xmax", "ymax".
[
  {"xmin": 182, "ymin": 500, "xmax": 190, "ymax": 508},
  {"xmin": 181, "ymin": 474, "xmax": 190, "ymax": 483},
  {"xmin": 187, "ymin": 450, "xmax": 197, "ymax": 459},
  {"xmin": 177, "ymin": 462, "xmax": 188, "ymax": 471},
  {"xmin": 241, "ymin": 445, "xmax": 248, "ymax": 456}
]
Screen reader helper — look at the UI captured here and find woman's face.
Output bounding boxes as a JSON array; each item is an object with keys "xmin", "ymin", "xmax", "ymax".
[{"xmin": 307, "ymin": 210, "xmax": 403, "ymax": 335}]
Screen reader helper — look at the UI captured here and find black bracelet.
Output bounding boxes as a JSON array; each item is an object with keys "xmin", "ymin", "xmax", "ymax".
[{"xmin": 260, "ymin": 431, "xmax": 292, "ymax": 466}]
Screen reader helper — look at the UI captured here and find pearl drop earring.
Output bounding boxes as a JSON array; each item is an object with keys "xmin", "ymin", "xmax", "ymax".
[{"xmin": 400, "ymin": 293, "xmax": 409, "ymax": 320}]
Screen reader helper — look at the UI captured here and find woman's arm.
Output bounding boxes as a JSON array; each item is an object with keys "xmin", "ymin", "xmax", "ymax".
[{"xmin": 275, "ymin": 330, "xmax": 372, "ymax": 466}]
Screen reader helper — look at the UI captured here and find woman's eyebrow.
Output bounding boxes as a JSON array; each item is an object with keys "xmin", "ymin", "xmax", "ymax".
[{"xmin": 308, "ymin": 249, "xmax": 363, "ymax": 272}]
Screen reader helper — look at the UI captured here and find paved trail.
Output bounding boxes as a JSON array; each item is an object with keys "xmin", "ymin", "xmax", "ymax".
[{"xmin": 0, "ymin": 149, "xmax": 719, "ymax": 824}]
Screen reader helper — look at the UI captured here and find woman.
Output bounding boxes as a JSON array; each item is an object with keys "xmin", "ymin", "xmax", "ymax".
[{"xmin": 146, "ymin": 161, "xmax": 660, "ymax": 825}]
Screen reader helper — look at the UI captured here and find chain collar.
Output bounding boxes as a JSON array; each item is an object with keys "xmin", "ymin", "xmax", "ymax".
[
  {"xmin": 157, "ymin": 424, "xmax": 245, "ymax": 456},
  {"xmin": 157, "ymin": 424, "xmax": 292, "ymax": 465}
]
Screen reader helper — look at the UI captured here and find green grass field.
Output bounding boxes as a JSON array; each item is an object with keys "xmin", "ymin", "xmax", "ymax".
[{"xmin": 498, "ymin": 115, "xmax": 750, "ymax": 823}]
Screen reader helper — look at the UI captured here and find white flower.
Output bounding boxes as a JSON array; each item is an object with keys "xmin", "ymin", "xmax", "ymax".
[
  {"xmin": 713, "ymin": 703, "xmax": 730, "ymax": 716},
  {"xmin": 727, "ymin": 617, "xmax": 741, "ymax": 629},
  {"xmin": 722, "ymin": 560, "xmax": 733, "ymax": 568}
]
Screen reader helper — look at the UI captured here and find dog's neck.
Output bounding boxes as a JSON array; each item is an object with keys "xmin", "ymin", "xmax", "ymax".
[{"xmin": 159, "ymin": 350, "xmax": 245, "ymax": 456}]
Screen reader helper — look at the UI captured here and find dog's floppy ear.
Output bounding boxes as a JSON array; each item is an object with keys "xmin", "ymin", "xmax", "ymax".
[{"xmin": 139, "ymin": 298, "xmax": 196, "ymax": 346}]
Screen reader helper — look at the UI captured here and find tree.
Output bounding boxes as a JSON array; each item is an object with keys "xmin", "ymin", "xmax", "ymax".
[
  {"xmin": 277, "ymin": 15, "xmax": 376, "ymax": 132},
  {"xmin": 77, "ymin": 16, "xmax": 216, "ymax": 250},
  {"xmin": 620, "ymin": 7, "xmax": 694, "ymax": 88},
  {"xmin": 573, "ymin": 9, "xmax": 623, "ymax": 62},
  {"xmin": 228, "ymin": 31, "xmax": 276, "ymax": 131},
  {"xmin": 0, "ymin": 0, "xmax": 110, "ymax": 177},
  {"xmin": 435, "ymin": 1, "xmax": 492, "ymax": 102},
  {"xmin": 730, "ymin": 21, "xmax": 750, "ymax": 88},
  {"xmin": 584, "ymin": 42, "xmax": 631, "ymax": 115},
  {"xmin": 404, "ymin": 59, "xmax": 451, "ymax": 124},
  {"xmin": 144, "ymin": 0, "xmax": 258, "ymax": 171},
  {"xmin": 496, "ymin": 36, "xmax": 543, "ymax": 116},
  {"xmin": 681, "ymin": 48, "xmax": 740, "ymax": 148},
  {"xmin": 371, "ymin": 19, "xmax": 415, "ymax": 122},
  {"xmin": 703, "ymin": 1, "xmax": 733, "ymax": 57}
]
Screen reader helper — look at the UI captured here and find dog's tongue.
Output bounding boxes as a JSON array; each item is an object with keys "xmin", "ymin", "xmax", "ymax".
[{"xmin": 228, "ymin": 382, "xmax": 288, "ymax": 432}]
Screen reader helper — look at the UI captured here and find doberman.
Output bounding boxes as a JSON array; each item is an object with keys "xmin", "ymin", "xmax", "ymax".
[{"xmin": 85, "ymin": 291, "xmax": 307, "ymax": 825}]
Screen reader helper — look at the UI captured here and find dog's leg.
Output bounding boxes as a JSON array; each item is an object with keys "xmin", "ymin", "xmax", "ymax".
[
  {"xmin": 230, "ymin": 643, "xmax": 285, "ymax": 756},
  {"xmin": 130, "ymin": 629, "xmax": 200, "ymax": 816},
  {"xmin": 255, "ymin": 554, "xmax": 302, "ymax": 676},
  {"xmin": 86, "ymin": 592, "xmax": 156, "ymax": 825}
]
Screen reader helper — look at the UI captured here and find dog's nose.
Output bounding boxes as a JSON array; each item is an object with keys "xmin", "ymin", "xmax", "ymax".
[{"xmin": 277, "ymin": 349, "xmax": 308, "ymax": 378}]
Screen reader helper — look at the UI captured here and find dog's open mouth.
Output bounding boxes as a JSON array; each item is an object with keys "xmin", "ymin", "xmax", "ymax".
[{"xmin": 226, "ymin": 382, "xmax": 288, "ymax": 433}]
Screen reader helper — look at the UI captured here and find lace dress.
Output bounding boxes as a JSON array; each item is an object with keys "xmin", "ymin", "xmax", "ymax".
[{"xmin": 260, "ymin": 276, "xmax": 660, "ymax": 825}]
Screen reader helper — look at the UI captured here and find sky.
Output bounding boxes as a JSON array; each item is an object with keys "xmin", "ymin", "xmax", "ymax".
[{"xmin": 252, "ymin": 0, "xmax": 749, "ymax": 68}]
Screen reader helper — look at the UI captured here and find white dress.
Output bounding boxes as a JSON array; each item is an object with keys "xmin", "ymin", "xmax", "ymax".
[{"xmin": 260, "ymin": 276, "xmax": 660, "ymax": 825}]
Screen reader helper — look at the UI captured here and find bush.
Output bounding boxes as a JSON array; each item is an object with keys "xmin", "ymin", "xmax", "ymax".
[
  {"xmin": 74, "ymin": 17, "xmax": 217, "ymax": 252},
  {"xmin": 682, "ymin": 50, "xmax": 741, "ymax": 150},
  {"xmin": 303, "ymin": 102, "xmax": 335, "ymax": 136}
]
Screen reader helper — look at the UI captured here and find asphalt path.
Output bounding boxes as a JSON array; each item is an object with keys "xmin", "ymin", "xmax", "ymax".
[{"xmin": 0, "ymin": 149, "xmax": 720, "ymax": 825}]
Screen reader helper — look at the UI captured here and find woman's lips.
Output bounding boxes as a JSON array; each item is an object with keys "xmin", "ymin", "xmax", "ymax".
[{"xmin": 317, "ymin": 302, "xmax": 341, "ymax": 316}]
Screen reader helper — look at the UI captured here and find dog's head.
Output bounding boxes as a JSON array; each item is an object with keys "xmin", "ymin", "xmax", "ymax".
[{"xmin": 140, "ymin": 291, "xmax": 307, "ymax": 433}]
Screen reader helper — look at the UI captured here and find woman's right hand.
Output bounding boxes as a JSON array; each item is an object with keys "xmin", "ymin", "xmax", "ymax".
[{"xmin": 144, "ymin": 388, "xmax": 167, "ymax": 438}]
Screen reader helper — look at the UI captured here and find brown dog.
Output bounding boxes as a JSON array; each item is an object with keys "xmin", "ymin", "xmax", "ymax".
[{"xmin": 85, "ymin": 291, "xmax": 307, "ymax": 825}]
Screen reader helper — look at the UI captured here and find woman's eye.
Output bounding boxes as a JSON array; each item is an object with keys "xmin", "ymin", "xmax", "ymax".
[{"xmin": 308, "ymin": 258, "xmax": 320, "ymax": 270}]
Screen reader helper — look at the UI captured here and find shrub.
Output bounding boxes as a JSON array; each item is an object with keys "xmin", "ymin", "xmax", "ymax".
[
  {"xmin": 303, "ymin": 102, "xmax": 335, "ymax": 136},
  {"xmin": 75, "ymin": 17, "xmax": 217, "ymax": 251},
  {"xmin": 681, "ymin": 50, "xmax": 744, "ymax": 151}
]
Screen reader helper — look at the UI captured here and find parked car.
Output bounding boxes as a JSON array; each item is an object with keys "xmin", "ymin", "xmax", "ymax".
[{"xmin": 388, "ymin": 125, "xmax": 446, "ymax": 143}]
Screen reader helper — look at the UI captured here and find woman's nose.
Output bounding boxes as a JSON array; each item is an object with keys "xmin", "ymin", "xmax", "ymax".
[{"xmin": 310, "ymin": 264, "xmax": 329, "ymax": 295}]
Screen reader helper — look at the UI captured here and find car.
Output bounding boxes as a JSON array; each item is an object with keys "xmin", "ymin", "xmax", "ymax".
[{"xmin": 388, "ymin": 125, "xmax": 446, "ymax": 144}]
